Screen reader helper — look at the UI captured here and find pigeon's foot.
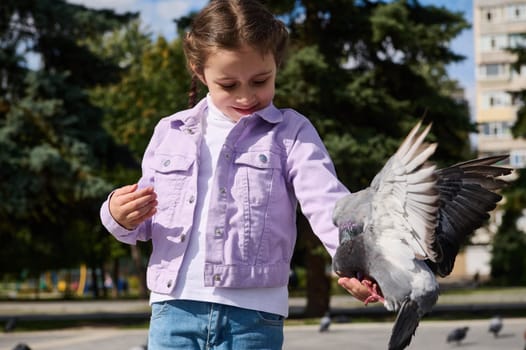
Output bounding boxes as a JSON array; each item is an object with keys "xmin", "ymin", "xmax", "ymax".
[{"xmin": 361, "ymin": 279, "xmax": 385, "ymax": 305}]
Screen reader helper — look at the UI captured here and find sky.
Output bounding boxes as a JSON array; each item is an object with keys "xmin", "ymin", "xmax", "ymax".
[{"xmin": 67, "ymin": 0, "xmax": 475, "ymax": 110}]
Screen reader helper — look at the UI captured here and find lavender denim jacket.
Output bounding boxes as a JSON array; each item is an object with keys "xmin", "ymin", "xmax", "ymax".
[{"xmin": 100, "ymin": 98, "xmax": 349, "ymax": 294}]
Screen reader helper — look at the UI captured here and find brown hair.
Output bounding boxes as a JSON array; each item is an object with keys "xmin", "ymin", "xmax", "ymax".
[{"xmin": 183, "ymin": 0, "xmax": 289, "ymax": 107}]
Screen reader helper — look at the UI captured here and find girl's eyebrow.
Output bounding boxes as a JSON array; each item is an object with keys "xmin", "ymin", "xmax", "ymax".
[
  {"xmin": 253, "ymin": 70, "xmax": 273, "ymax": 77},
  {"xmin": 216, "ymin": 70, "xmax": 274, "ymax": 81},
  {"xmin": 256, "ymin": 69, "xmax": 273, "ymax": 75}
]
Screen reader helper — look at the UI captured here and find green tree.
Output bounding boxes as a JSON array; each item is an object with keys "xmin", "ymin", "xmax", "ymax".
[
  {"xmin": 0, "ymin": 0, "xmax": 136, "ymax": 296},
  {"xmin": 490, "ymin": 173, "xmax": 526, "ymax": 286},
  {"xmin": 490, "ymin": 42, "xmax": 526, "ymax": 285},
  {"xmin": 79, "ymin": 0, "xmax": 471, "ymax": 309},
  {"xmin": 271, "ymin": 0, "xmax": 472, "ymax": 316},
  {"xmin": 88, "ymin": 21, "xmax": 192, "ymax": 162}
]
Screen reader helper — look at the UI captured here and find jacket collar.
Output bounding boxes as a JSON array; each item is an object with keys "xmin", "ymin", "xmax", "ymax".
[{"xmin": 168, "ymin": 96, "xmax": 283, "ymax": 129}]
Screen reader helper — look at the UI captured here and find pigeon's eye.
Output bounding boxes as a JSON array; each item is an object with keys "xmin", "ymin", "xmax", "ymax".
[
  {"xmin": 350, "ymin": 223, "xmax": 364, "ymax": 234},
  {"xmin": 339, "ymin": 227, "xmax": 352, "ymax": 243},
  {"xmin": 340, "ymin": 222, "xmax": 363, "ymax": 241}
]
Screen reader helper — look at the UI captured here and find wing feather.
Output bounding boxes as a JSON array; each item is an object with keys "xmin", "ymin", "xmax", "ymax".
[
  {"xmin": 370, "ymin": 122, "xmax": 440, "ymax": 261},
  {"xmin": 428, "ymin": 156, "xmax": 512, "ymax": 276}
]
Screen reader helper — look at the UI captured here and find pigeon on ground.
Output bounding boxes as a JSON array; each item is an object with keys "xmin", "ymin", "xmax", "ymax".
[
  {"xmin": 12, "ymin": 344, "xmax": 32, "ymax": 350},
  {"xmin": 319, "ymin": 311, "xmax": 331, "ymax": 332},
  {"xmin": 447, "ymin": 326, "xmax": 469, "ymax": 345},
  {"xmin": 4, "ymin": 317, "xmax": 17, "ymax": 332},
  {"xmin": 489, "ymin": 315, "xmax": 503, "ymax": 337},
  {"xmin": 332, "ymin": 122, "xmax": 512, "ymax": 350}
]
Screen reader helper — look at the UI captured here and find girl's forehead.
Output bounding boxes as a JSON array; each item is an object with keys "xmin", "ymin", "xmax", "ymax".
[
  {"xmin": 205, "ymin": 45, "xmax": 276, "ymax": 71},
  {"xmin": 208, "ymin": 44, "xmax": 271, "ymax": 60}
]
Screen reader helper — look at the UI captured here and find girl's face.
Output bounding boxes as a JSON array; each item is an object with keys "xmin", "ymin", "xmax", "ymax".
[{"xmin": 197, "ymin": 44, "xmax": 276, "ymax": 122}]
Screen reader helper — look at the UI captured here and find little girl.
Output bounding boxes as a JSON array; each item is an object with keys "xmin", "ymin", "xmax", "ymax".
[{"xmin": 100, "ymin": 0, "xmax": 374, "ymax": 348}]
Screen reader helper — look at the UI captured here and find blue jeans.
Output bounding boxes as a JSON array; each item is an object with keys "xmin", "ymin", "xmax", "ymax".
[{"xmin": 148, "ymin": 299, "xmax": 284, "ymax": 350}]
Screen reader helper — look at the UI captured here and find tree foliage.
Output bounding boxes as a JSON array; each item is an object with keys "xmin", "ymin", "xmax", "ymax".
[
  {"xmin": 490, "ymin": 43, "xmax": 526, "ymax": 286},
  {"xmin": 0, "ymin": 0, "xmax": 136, "ymax": 281},
  {"xmin": 270, "ymin": 0, "xmax": 472, "ymax": 315},
  {"xmin": 87, "ymin": 21, "xmax": 193, "ymax": 162},
  {"xmin": 0, "ymin": 0, "xmax": 477, "ymax": 302}
]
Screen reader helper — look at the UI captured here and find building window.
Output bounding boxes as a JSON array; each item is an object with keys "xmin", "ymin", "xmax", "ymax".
[
  {"xmin": 478, "ymin": 121, "xmax": 513, "ymax": 137},
  {"xmin": 478, "ymin": 63, "xmax": 508, "ymax": 79},
  {"xmin": 481, "ymin": 6, "xmax": 504, "ymax": 23},
  {"xmin": 479, "ymin": 34, "xmax": 508, "ymax": 52},
  {"xmin": 486, "ymin": 11, "xmax": 492, "ymax": 21},
  {"xmin": 507, "ymin": 5, "xmax": 526, "ymax": 21},
  {"xmin": 510, "ymin": 149, "xmax": 526, "ymax": 168},
  {"xmin": 487, "ymin": 64, "xmax": 500, "ymax": 76},
  {"xmin": 509, "ymin": 33, "xmax": 526, "ymax": 48},
  {"xmin": 482, "ymin": 91, "xmax": 513, "ymax": 108}
]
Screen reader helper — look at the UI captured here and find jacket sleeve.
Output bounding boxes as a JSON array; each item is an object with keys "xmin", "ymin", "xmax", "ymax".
[
  {"xmin": 285, "ymin": 113, "xmax": 350, "ymax": 257},
  {"xmin": 99, "ymin": 119, "xmax": 167, "ymax": 245}
]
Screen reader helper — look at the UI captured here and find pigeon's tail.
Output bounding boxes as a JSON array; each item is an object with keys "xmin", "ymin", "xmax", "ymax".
[{"xmin": 388, "ymin": 299, "xmax": 421, "ymax": 350}]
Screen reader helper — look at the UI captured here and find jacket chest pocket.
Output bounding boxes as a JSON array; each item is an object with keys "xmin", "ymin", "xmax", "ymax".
[
  {"xmin": 233, "ymin": 151, "xmax": 284, "ymax": 206},
  {"xmin": 151, "ymin": 154, "xmax": 194, "ymax": 210}
]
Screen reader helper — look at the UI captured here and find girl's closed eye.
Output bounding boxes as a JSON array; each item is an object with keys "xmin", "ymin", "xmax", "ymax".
[
  {"xmin": 218, "ymin": 82, "xmax": 236, "ymax": 90},
  {"xmin": 252, "ymin": 79, "xmax": 268, "ymax": 86}
]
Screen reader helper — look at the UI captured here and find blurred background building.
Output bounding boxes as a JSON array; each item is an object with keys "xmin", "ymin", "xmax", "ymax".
[{"xmin": 474, "ymin": 0, "xmax": 526, "ymax": 167}]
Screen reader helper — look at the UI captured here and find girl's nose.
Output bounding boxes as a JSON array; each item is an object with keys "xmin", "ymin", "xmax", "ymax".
[{"xmin": 236, "ymin": 87, "xmax": 255, "ymax": 104}]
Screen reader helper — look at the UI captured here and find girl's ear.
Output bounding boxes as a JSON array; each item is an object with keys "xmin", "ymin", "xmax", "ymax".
[
  {"xmin": 196, "ymin": 73, "xmax": 207, "ymax": 86},
  {"xmin": 191, "ymin": 64, "xmax": 207, "ymax": 86}
]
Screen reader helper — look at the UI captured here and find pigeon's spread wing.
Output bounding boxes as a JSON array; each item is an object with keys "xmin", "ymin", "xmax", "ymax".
[
  {"xmin": 369, "ymin": 122, "xmax": 441, "ymax": 261},
  {"xmin": 429, "ymin": 155, "xmax": 512, "ymax": 276}
]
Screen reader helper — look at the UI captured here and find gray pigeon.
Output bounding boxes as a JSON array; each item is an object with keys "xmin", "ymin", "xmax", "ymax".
[
  {"xmin": 4, "ymin": 317, "xmax": 17, "ymax": 333},
  {"xmin": 12, "ymin": 344, "xmax": 32, "ymax": 350},
  {"xmin": 489, "ymin": 315, "xmax": 503, "ymax": 337},
  {"xmin": 447, "ymin": 326, "xmax": 469, "ymax": 344},
  {"xmin": 319, "ymin": 311, "xmax": 331, "ymax": 332},
  {"xmin": 332, "ymin": 122, "xmax": 512, "ymax": 350}
]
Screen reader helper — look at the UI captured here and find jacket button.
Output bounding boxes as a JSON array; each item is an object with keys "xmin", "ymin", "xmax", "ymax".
[
  {"xmin": 188, "ymin": 195, "xmax": 195, "ymax": 204},
  {"xmin": 166, "ymin": 280, "xmax": 172, "ymax": 288},
  {"xmin": 180, "ymin": 234, "xmax": 186, "ymax": 242},
  {"xmin": 163, "ymin": 159, "xmax": 171, "ymax": 167},
  {"xmin": 214, "ymin": 228, "xmax": 223, "ymax": 237},
  {"xmin": 259, "ymin": 154, "xmax": 268, "ymax": 163},
  {"xmin": 219, "ymin": 187, "xmax": 227, "ymax": 195},
  {"xmin": 214, "ymin": 274, "xmax": 221, "ymax": 282}
]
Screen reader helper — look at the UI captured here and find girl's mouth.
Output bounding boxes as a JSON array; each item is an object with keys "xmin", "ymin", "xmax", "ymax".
[{"xmin": 233, "ymin": 105, "xmax": 259, "ymax": 115}]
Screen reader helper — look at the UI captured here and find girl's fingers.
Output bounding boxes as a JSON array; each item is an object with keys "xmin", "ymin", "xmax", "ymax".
[
  {"xmin": 115, "ymin": 185, "xmax": 154, "ymax": 205},
  {"xmin": 129, "ymin": 206, "xmax": 157, "ymax": 227},
  {"xmin": 338, "ymin": 277, "xmax": 371, "ymax": 302},
  {"xmin": 113, "ymin": 183, "xmax": 139, "ymax": 197},
  {"xmin": 121, "ymin": 191, "xmax": 157, "ymax": 212},
  {"xmin": 126, "ymin": 200, "xmax": 158, "ymax": 221},
  {"xmin": 109, "ymin": 184, "xmax": 156, "ymax": 229}
]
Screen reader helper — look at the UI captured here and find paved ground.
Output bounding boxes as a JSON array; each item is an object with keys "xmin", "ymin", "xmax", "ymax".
[
  {"xmin": 1, "ymin": 289, "xmax": 526, "ymax": 349},
  {"xmin": 2, "ymin": 318, "xmax": 526, "ymax": 350},
  {"xmin": 2, "ymin": 287, "xmax": 526, "ymax": 317}
]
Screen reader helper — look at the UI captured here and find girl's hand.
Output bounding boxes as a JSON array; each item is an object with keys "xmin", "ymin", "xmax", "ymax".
[
  {"xmin": 108, "ymin": 184, "xmax": 157, "ymax": 230},
  {"xmin": 338, "ymin": 277, "xmax": 383, "ymax": 304}
]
